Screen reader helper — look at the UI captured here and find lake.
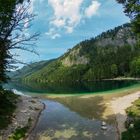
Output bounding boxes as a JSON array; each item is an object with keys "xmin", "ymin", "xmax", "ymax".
[
  {"xmin": 5, "ymin": 80, "xmax": 140, "ymax": 94},
  {"xmin": 5, "ymin": 80, "xmax": 140, "ymax": 140}
]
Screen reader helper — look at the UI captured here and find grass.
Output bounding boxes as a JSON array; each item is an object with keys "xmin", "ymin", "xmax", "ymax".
[
  {"xmin": 126, "ymin": 99, "xmax": 140, "ymax": 117},
  {"xmin": 0, "ymin": 89, "xmax": 19, "ymax": 130},
  {"xmin": 122, "ymin": 99, "xmax": 140, "ymax": 140},
  {"xmin": 8, "ymin": 126, "xmax": 29, "ymax": 140},
  {"xmin": 8, "ymin": 117, "xmax": 32, "ymax": 140}
]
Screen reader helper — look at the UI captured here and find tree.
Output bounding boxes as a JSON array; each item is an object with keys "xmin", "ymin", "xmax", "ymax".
[
  {"xmin": 111, "ymin": 64, "xmax": 118, "ymax": 77},
  {"xmin": 0, "ymin": 0, "xmax": 38, "ymax": 85},
  {"xmin": 116, "ymin": 0, "xmax": 140, "ymax": 36},
  {"xmin": 122, "ymin": 119, "xmax": 140, "ymax": 140},
  {"xmin": 130, "ymin": 57, "xmax": 140, "ymax": 77}
]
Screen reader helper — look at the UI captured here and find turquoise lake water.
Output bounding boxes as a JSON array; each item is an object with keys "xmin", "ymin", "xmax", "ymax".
[{"xmin": 5, "ymin": 80, "xmax": 140, "ymax": 140}]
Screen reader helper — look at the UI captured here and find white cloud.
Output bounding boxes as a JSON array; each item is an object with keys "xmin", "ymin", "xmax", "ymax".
[
  {"xmin": 52, "ymin": 33, "xmax": 61, "ymax": 39},
  {"xmin": 85, "ymin": 1, "xmax": 101, "ymax": 18},
  {"xmin": 48, "ymin": 0, "xmax": 83, "ymax": 33},
  {"xmin": 51, "ymin": 18, "xmax": 65, "ymax": 27},
  {"xmin": 65, "ymin": 26, "xmax": 74, "ymax": 34},
  {"xmin": 45, "ymin": 28, "xmax": 55, "ymax": 36},
  {"xmin": 46, "ymin": 0, "xmax": 101, "ymax": 39},
  {"xmin": 45, "ymin": 28, "xmax": 61, "ymax": 39}
]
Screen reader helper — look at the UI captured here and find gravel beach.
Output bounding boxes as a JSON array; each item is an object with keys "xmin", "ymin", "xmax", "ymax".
[
  {"xmin": 110, "ymin": 92, "xmax": 140, "ymax": 137},
  {"xmin": 0, "ymin": 96, "xmax": 44, "ymax": 140}
]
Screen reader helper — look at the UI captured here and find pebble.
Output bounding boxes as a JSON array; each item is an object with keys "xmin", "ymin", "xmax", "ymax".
[{"xmin": 0, "ymin": 96, "xmax": 43, "ymax": 140}]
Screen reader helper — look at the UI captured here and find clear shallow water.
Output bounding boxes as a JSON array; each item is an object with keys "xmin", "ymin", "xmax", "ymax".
[
  {"xmin": 29, "ymin": 100, "xmax": 118, "ymax": 140},
  {"xmin": 4, "ymin": 80, "xmax": 140, "ymax": 140}
]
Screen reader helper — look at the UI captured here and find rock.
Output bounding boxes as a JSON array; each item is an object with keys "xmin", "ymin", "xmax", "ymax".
[
  {"xmin": 102, "ymin": 121, "xmax": 107, "ymax": 126},
  {"xmin": 101, "ymin": 126, "xmax": 107, "ymax": 130},
  {"xmin": 21, "ymin": 110, "xmax": 27, "ymax": 113},
  {"xmin": 30, "ymin": 100, "xmax": 36, "ymax": 103},
  {"xmin": 101, "ymin": 121, "xmax": 107, "ymax": 130},
  {"xmin": 1, "ymin": 96, "xmax": 43, "ymax": 140},
  {"xmin": 14, "ymin": 122, "xmax": 18, "ymax": 125},
  {"xmin": 129, "ymin": 123, "xmax": 134, "ymax": 128}
]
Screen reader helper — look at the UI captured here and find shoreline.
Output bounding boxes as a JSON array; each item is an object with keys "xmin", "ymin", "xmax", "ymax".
[
  {"xmin": 45, "ymin": 89, "xmax": 140, "ymax": 140},
  {"xmin": 0, "ymin": 95, "xmax": 44, "ymax": 140},
  {"xmin": 25, "ymin": 102, "xmax": 46, "ymax": 140},
  {"xmin": 25, "ymin": 102, "xmax": 45, "ymax": 140},
  {"xmin": 110, "ymin": 91, "xmax": 140, "ymax": 139},
  {"xmin": 103, "ymin": 77, "xmax": 140, "ymax": 81},
  {"xmin": 1, "ymin": 88, "xmax": 139, "ymax": 140}
]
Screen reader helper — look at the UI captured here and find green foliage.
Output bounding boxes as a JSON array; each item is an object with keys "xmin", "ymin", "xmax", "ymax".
[
  {"xmin": 130, "ymin": 57, "xmax": 140, "ymax": 77},
  {"xmin": 111, "ymin": 64, "xmax": 118, "ymax": 77},
  {"xmin": 122, "ymin": 122, "xmax": 140, "ymax": 140},
  {"xmin": 0, "ymin": 0, "xmax": 16, "ymax": 84},
  {"xmin": 116, "ymin": 0, "xmax": 140, "ymax": 37},
  {"xmin": 12, "ymin": 60, "xmax": 55, "ymax": 80},
  {"xmin": 122, "ymin": 118, "xmax": 140, "ymax": 140},
  {"xmin": 0, "ymin": 0, "xmax": 36, "ymax": 86},
  {"xmin": 122, "ymin": 99, "xmax": 140, "ymax": 140},
  {"xmin": 126, "ymin": 99, "xmax": 140, "ymax": 118},
  {"xmin": 8, "ymin": 126, "xmax": 28, "ymax": 140},
  {"xmin": 8, "ymin": 117, "xmax": 32, "ymax": 140},
  {"xmin": 24, "ymin": 60, "xmax": 88, "ymax": 82},
  {"xmin": 0, "ymin": 90, "xmax": 18, "ymax": 129}
]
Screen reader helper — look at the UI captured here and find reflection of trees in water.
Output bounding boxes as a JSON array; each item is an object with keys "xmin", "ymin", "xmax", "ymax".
[
  {"xmin": 9, "ymin": 80, "xmax": 139, "ymax": 94},
  {"xmin": 83, "ymin": 80, "xmax": 138, "ymax": 92},
  {"xmin": 48, "ymin": 96, "xmax": 106, "ymax": 120},
  {"xmin": 45, "ymin": 96, "xmax": 120, "ymax": 139},
  {"xmin": 47, "ymin": 95, "xmax": 126, "ymax": 140}
]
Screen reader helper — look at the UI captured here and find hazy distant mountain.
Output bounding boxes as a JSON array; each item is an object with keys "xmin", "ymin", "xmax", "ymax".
[{"xmin": 11, "ymin": 59, "xmax": 55, "ymax": 80}]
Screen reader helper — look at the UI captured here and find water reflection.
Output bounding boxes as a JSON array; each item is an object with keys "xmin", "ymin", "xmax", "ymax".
[
  {"xmin": 48, "ymin": 96, "xmax": 106, "ymax": 120},
  {"xmin": 29, "ymin": 100, "xmax": 118, "ymax": 140},
  {"xmin": 6, "ymin": 80, "xmax": 140, "ymax": 94},
  {"xmin": 5, "ymin": 80, "xmax": 140, "ymax": 139}
]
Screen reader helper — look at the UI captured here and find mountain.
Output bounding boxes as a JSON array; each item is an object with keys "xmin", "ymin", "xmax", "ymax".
[
  {"xmin": 12, "ymin": 23, "xmax": 140, "ymax": 83},
  {"xmin": 11, "ymin": 59, "xmax": 55, "ymax": 80}
]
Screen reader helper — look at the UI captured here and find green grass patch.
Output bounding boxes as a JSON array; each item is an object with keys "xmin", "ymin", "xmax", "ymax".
[
  {"xmin": 8, "ymin": 118, "xmax": 32, "ymax": 140},
  {"xmin": 122, "ymin": 99, "xmax": 140, "ymax": 140},
  {"xmin": 8, "ymin": 126, "xmax": 29, "ymax": 140},
  {"xmin": 126, "ymin": 99, "xmax": 140, "ymax": 117}
]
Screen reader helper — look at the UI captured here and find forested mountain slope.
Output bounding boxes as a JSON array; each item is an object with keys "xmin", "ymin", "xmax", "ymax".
[
  {"xmin": 11, "ymin": 59, "xmax": 55, "ymax": 80},
  {"xmin": 13, "ymin": 23, "xmax": 140, "ymax": 82}
]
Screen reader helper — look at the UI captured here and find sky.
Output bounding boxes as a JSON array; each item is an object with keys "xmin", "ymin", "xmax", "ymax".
[{"xmin": 14, "ymin": 0, "xmax": 130, "ymax": 67}]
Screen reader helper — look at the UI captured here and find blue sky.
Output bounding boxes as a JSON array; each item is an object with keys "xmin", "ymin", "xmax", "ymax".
[{"xmin": 15, "ymin": 0, "xmax": 130, "ymax": 67}]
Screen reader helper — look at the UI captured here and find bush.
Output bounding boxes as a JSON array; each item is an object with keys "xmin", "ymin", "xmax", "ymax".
[{"xmin": 0, "ymin": 90, "xmax": 18, "ymax": 130}]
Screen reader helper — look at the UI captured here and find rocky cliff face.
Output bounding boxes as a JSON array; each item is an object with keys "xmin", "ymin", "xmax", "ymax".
[
  {"xmin": 96, "ymin": 26, "xmax": 136, "ymax": 47},
  {"xmin": 61, "ymin": 23, "xmax": 137, "ymax": 67},
  {"xmin": 61, "ymin": 45, "xmax": 89, "ymax": 67}
]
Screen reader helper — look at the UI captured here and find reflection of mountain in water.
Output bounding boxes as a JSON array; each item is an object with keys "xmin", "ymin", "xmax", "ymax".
[
  {"xmin": 46, "ymin": 95, "xmax": 118, "ymax": 125},
  {"xmin": 48, "ymin": 96, "xmax": 106, "ymax": 120},
  {"xmin": 29, "ymin": 99, "xmax": 118, "ymax": 140},
  {"xmin": 6, "ymin": 80, "xmax": 140, "ymax": 94}
]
